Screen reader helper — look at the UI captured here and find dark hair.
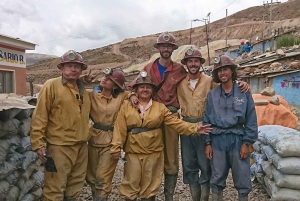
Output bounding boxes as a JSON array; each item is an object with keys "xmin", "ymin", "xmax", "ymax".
[
  {"xmin": 112, "ymin": 88, "xmax": 124, "ymax": 98},
  {"xmin": 133, "ymin": 84, "xmax": 157, "ymax": 100},
  {"xmin": 212, "ymin": 65, "xmax": 238, "ymax": 84}
]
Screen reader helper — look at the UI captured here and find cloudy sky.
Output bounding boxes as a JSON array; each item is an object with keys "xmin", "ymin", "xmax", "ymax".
[{"xmin": 0, "ymin": 0, "xmax": 287, "ymax": 56}]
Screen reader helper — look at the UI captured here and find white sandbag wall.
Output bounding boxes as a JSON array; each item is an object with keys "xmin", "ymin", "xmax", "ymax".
[
  {"xmin": 251, "ymin": 125, "xmax": 300, "ymax": 201},
  {"xmin": 0, "ymin": 95, "xmax": 43, "ymax": 201}
]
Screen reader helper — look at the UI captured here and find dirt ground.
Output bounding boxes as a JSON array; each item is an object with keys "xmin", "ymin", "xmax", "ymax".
[{"xmin": 77, "ymin": 148, "xmax": 270, "ymax": 201}]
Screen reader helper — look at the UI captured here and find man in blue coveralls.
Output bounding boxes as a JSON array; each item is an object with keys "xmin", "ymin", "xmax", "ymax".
[{"xmin": 203, "ymin": 55, "xmax": 258, "ymax": 201}]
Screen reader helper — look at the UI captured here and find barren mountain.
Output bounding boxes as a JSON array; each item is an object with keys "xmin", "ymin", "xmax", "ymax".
[
  {"xmin": 26, "ymin": 53, "xmax": 58, "ymax": 66},
  {"xmin": 26, "ymin": 0, "xmax": 300, "ymax": 87}
]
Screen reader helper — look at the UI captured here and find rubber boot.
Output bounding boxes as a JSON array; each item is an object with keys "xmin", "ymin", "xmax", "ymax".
[
  {"xmin": 94, "ymin": 196, "xmax": 107, "ymax": 201},
  {"xmin": 189, "ymin": 183, "xmax": 201, "ymax": 201},
  {"xmin": 200, "ymin": 185, "xmax": 210, "ymax": 201},
  {"xmin": 211, "ymin": 191, "xmax": 223, "ymax": 201},
  {"xmin": 238, "ymin": 193, "xmax": 248, "ymax": 201},
  {"xmin": 164, "ymin": 174, "xmax": 178, "ymax": 201},
  {"xmin": 141, "ymin": 196, "xmax": 156, "ymax": 201}
]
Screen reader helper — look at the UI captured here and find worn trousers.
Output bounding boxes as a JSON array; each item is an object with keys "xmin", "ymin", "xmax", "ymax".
[
  {"xmin": 43, "ymin": 143, "xmax": 88, "ymax": 201},
  {"xmin": 86, "ymin": 145, "xmax": 118, "ymax": 198},
  {"xmin": 180, "ymin": 134, "xmax": 211, "ymax": 186},
  {"xmin": 162, "ymin": 112, "xmax": 180, "ymax": 175},
  {"xmin": 210, "ymin": 134, "xmax": 252, "ymax": 194},
  {"xmin": 120, "ymin": 151, "xmax": 164, "ymax": 200}
]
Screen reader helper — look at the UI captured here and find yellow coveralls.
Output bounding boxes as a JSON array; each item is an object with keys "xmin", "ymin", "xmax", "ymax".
[
  {"xmin": 86, "ymin": 91, "xmax": 128, "ymax": 198},
  {"xmin": 110, "ymin": 100, "xmax": 198, "ymax": 200},
  {"xmin": 30, "ymin": 76, "xmax": 91, "ymax": 201}
]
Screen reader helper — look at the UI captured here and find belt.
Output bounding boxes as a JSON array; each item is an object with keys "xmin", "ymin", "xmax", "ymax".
[
  {"xmin": 182, "ymin": 116, "xmax": 203, "ymax": 123},
  {"xmin": 129, "ymin": 127, "xmax": 160, "ymax": 134},
  {"xmin": 166, "ymin": 106, "xmax": 178, "ymax": 114},
  {"xmin": 93, "ymin": 123, "xmax": 114, "ymax": 131},
  {"xmin": 214, "ymin": 124, "xmax": 244, "ymax": 129}
]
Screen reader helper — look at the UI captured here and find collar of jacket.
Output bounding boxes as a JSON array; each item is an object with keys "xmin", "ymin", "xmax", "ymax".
[{"xmin": 61, "ymin": 75, "xmax": 85, "ymax": 96}]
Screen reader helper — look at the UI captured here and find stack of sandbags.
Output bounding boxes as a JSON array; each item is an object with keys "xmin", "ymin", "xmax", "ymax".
[
  {"xmin": 0, "ymin": 99, "xmax": 44, "ymax": 201},
  {"xmin": 251, "ymin": 125, "xmax": 300, "ymax": 201}
]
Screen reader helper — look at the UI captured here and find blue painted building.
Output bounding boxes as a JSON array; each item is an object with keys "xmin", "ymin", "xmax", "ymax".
[{"xmin": 247, "ymin": 70, "xmax": 300, "ymax": 107}]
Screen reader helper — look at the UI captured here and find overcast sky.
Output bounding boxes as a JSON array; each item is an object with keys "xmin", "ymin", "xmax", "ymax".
[{"xmin": 0, "ymin": 0, "xmax": 287, "ymax": 56}]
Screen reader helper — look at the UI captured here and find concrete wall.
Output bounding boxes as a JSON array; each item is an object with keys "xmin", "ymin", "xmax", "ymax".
[{"xmin": 249, "ymin": 71, "xmax": 300, "ymax": 107}]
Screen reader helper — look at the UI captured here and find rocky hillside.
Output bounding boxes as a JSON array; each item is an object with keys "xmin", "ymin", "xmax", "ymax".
[
  {"xmin": 26, "ymin": 53, "xmax": 58, "ymax": 66},
  {"xmin": 26, "ymin": 0, "xmax": 300, "ymax": 85}
]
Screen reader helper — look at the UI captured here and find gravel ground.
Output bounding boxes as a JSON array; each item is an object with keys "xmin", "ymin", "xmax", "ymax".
[{"xmin": 77, "ymin": 150, "xmax": 271, "ymax": 201}]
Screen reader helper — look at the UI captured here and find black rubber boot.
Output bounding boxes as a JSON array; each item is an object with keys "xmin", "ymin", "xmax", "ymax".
[
  {"xmin": 211, "ymin": 191, "xmax": 223, "ymax": 201},
  {"xmin": 164, "ymin": 174, "xmax": 178, "ymax": 201},
  {"xmin": 238, "ymin": 193, "xmax": 248, "ymax": 201},
  {"xmin": 189, "ymin": 183, "xmax": 201, "ymax": 201},
  {"xmin": 200, "ymin": 185, "xmax": 210, "ymax": 201}
]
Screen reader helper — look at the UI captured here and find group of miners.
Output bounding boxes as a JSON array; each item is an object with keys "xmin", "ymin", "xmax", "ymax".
[{"xmin": 30, "ymin": 32, "xmax": 258, "ymax": 201}]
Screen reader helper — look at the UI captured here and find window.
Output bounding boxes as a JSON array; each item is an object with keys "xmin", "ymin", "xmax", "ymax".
[{"xmin": 0, "ymin": 70, "xmax": 14, "ymax": 93}]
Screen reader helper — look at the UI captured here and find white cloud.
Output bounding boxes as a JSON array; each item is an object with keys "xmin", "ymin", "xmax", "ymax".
[{"xmin": 0, "ymin": 0, "xmax": 288, "ymax": 56}]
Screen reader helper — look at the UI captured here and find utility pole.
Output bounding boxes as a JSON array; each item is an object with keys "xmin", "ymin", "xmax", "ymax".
[
  {"xmin": 261, "ymin": 14, "xmax": 265, "ymax": 40},
  {"xmin": 226, "ymin": 9, "xmax": 228, "ymax": 47},
  {"xmin": 190, "ymin": 19, "xmax": 201, "ymax": 44},
  {"xmin": 205, "ymin": 12, "xmax": 211, "ymax": 65}
]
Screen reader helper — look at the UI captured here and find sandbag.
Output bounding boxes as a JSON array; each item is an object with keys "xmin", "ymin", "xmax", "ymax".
[
  {"xmin": 16, "ymin": 136, "xmax": 32, "ymax": 153},
  {"xmin": 22, "ymin": 159, "xmax": 41, "ymax": 180},
  {"xmin": 272, "ymin": 167, "xmax": 300, "ymax": 190},
  {"xmin": 31, "ymin": 187, "xmax": 43, "ymax": 200},
  {"xmin": 15, "ymin": 108, "xmax": 34, "ymax": 120},
  {"xmin": 255, "ymin": 172, "xmax": 265, "ymax": 185},
  {"xmin": 18, "ymin": 179, "xmax": 35, "ymax": 200},
  {"xmin": 6, "ymin": 151, "xmax": 25, "ymax": 168},
  {"xmin": 250, "ymin": 152, "xmax": 266, "ymax": 173},
  {"xmin": 5, "ymin": 185, "xmax": 20, "ymax": 201},
  {"xmin": 0, "ymin": 180, "xmax": 10, "ymax": 200},
  {"xmin": 0, "ymin": 161, "xmax": 16, "ymax": 180},
  {"xmin": 0, "ymin": 139, "xmax": 10, "ymax": 163},
  {"xmin": 264, "ymin": 176, "xmax": 300, "ymax": 201},
  {"xmin": 261, "ymin": 145, "xmax": 276, "ymax": 160},
  {"xmin": 16, "ymin": 176, "xmax": 26, "ymax": 189},
  {"xmin": 252, "ymin": 141, "xmax": 262, "ymax": 153},
  {"xmin": 270, "ymin": 154, "xmax": 300, "ymax": 175},
  {"xmin": 0, "ymin": 108, "xmax": 22, "ymax": 121},
  {"xmin": 0, "ymin": 118, "xmax": 20, "ymax": 138},
  {"xmin": 259, "ymin": 125, "xmax": 300, "ymax": 157},
  {"xmin": 18, "ymin": 118, "xmax": 31, "ymax": 137},
  {"xmin": 19, "ymin": 194, "xmax": 35, "ymax": 201},
  {"xmin": 30, "ymin": 170, "xmax": 44, "ymax": 191},
  {"xmin": 5, "ymin": 170, "xmax": 20, "ymax": 186},
  {"xmin": 261, "ymin": 161, "xmax": 273, "ymax": 180},
  {"xmin": 20, "ymin": 151, "xmax": 38, "ymax": 172}
]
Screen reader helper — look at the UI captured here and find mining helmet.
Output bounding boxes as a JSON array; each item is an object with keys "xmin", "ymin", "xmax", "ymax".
[
  {"xmin": 181, "ymin": 47, "xmax": 206, "ymax": 65},
  {"xmin": 154, "ymin": 32, "xmax": 178, "ymax": 50},
  {"xmin": 103, "ymin": 67, "xmax": 126, "ymax": 90},
  {"xmin": 57, "ymin": 50, "xmax": 87, "ymax": 70},
  {"xmin": 132, "ymin": 71, "xmax": 156, "ymax": 89},
  {"xmin": 213, "ymin": 55, "xmax": 237, "ymax": 71}
]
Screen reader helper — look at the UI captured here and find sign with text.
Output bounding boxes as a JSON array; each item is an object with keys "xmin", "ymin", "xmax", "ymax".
[{"xmin": 0, "ymin": 47, "xmax": 26, "ymax": 68}]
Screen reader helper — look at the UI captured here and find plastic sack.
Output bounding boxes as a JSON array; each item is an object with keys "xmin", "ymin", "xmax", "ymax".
[
  {"xmin": 15, "ymin": 108, "xmax": 34, "ymax": 120},
  {"xmin": 5, "ymin": 186, "xmax": 20, "ymax": 201},
  {"xmin": 261, "ymin": 161, "xmax": 273, "ymax": 180},
  {"xmin": 5, "ymin": 170, "xmax": 20, "ymax": 186},
  {"xmin": 20, "ymin": 151, "xmax": 38, "ymax": 172},
  {"xmin": 264, "ymin": 176, "xmax": 300, "ymax": 201},
  {"xmin": 0, "ymin": 180, "xmax": 10, "ymax": 200},
  {"xmin": 30, "ymin": 170, "xmax": 44, "ymax": 191},
  {"xmin": 272, "ymin": 167, "xmax": 300, "ymax": 190},
  {"xmin": 0, "ymin": 139, "xmax": 10, "ymax": 164},
  {"xmin": 270, "ymin": 154, "xmax": 300, "ymax": 175},
  {"xmin": 31, "ymin": 187, "xmax": 43, "ymax": 199},
  {"xmin": 0, "ymin": 161, "xmax": 16, "ymax": 180},
  {"xmin": 22, "ymin": 159, "xmax": 41, "ymax": 180},
  {"xmin": 261, "ymin": 145, "xmax": 276, "ymax": 160},
  {"xmin": 0, "ymin": 118, "xmax": 20, "ymax": 138},
  {"xmin": 18, "ymin": 118, "xmax": 31, "ymax": 137},
  {"xmin": 19, "ymin": 194, "xmax": 35, "ymax": 201},
  {"xmin": 18, "ymin": 179, "xmax": 35, "ymax": 201},
  {"xmin": 0, "ymin": 108, "xmax": 22, "ymax": 121},
  {"xmin": 252, "ymin": 141, "xmax": 262, "ymax": 153},
  {"xmin": 6, "ymin": 151, "xmax": 25, "ymax": 168},
  {"xmin": 16, "ymin": 136, "xmax": 32, "ymax": 153}
]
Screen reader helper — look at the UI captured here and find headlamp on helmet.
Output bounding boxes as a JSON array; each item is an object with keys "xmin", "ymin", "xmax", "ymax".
[
  {"xmin": 214, "ymin": 56, "xmax": 221, "ymax": 64},
  {"xmin": 140, "ymin": 71, "xmax": 148, "ymax": 78},
  {"xmin": 163, "ymin": 33, "xmax": 170, "ymax": 42},
  {"xmin": 67, "ymin": 50, "xmax": 76, "ymax": 61},
  {"xmin": 186, "ymin": 48, "xmax": 194, "ymax": 56},
  {"xmin": 103, "ymin": 67, "xmax": 112, "ymax": 75}
]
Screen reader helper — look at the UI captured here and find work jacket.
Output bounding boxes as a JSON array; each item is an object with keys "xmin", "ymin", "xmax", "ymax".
[
  {"xmin": 30, "ymin": 76, "xmax": 91, "ymax": 150},
  {"xmin": 110, "ymin": 100, "xmax": 198, "ymax": 154}
]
